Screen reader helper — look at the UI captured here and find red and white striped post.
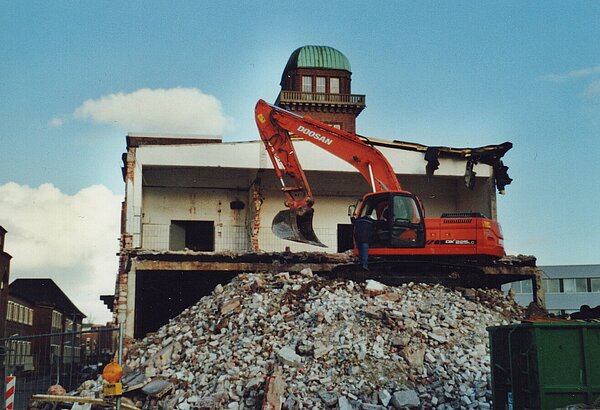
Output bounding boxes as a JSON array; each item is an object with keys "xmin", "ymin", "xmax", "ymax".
[{"xmin": 4, "ymin": 375, "xmax": 15, "ymax": 410}]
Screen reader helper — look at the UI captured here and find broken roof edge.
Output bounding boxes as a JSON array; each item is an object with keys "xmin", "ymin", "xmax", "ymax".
[
  {"xmin": 133, "ymin": 139, "xmax": 496, "ymax": 178},
  {"xmin": 126, "ymin": 132, "xmax": 222, "ymax": 148}
]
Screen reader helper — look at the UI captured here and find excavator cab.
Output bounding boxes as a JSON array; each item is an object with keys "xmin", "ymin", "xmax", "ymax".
[{"xmin": 356, "ymin": 192, "xmax": 426, "ymax": 248}]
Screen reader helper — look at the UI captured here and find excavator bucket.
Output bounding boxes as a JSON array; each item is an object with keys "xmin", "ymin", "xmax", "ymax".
[{"xmin": 271, "ymin": 207, "xmax": 327, "ymax": 248}]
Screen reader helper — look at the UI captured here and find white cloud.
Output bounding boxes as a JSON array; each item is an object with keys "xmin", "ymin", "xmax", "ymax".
[
  {"xmin": 0, "ymin": 182, "xmax": 121, "ymax": 324},
  {"xmin": 540, "ymin": 64, "xmax": 600, "ymax": 81},
  {"xmin": 73, "ymin": 87, "xmax": 233, "ymax": 134},
  {"xmin": 583, "ymin": 79, "xmax": 600, "ymax": 97},
  {"xmin": 49, "ymin": 117, "xmax": 64, "ymax": 127}
]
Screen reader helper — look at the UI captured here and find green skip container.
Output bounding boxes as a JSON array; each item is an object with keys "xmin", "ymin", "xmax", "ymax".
[{"xmin": 488, "ymin": 322, "xmax": 600, "ymax": 409}]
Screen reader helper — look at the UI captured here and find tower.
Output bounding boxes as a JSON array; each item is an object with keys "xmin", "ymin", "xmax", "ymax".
[{"xmin": 276, "ymin": 45, "xmax": 365, "ymax": 133}]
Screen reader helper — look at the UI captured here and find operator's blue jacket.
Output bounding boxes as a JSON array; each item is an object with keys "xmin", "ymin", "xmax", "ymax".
[{"xmin": 353, "ymin": 216, "xmax": 375, "ymax": 244}]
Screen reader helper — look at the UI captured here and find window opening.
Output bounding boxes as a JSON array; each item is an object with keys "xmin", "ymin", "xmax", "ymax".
[
  {"xmin": 358, "ymin": 194, "xmax": 424, "ymax": 248},
  {"xmin": 337, "ymin": 224, "xmax": 354, "ymax": 252},
  {"xmin": 562, "ymin": 278, "xmax": 588, "ymax": 293},
  {"xmin": 302, "ymin": 76, "xmax": 312, "ymax": 93},
  {"xmin": 330, "ymin": 77, "xmax": 340, "ymax": 94},
  {"xmin": 543, "ymin": 278, "xmax": 560, "ymax": 293},
  {"xmin": 170, "ymin": 220, "xmax": 215, "ymax": 251},
  {"xmin": 591, "ymin": 278, "xmax": 600, "ymax": 292},
  {"xmin": 316, "ymin": 77, "xmax": 326, "ymax": 93}
]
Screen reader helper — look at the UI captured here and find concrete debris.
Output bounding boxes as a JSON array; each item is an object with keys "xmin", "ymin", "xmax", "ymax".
[
  {"xmin": 126, "ymin": 272, "xmax": 524, "ymax": 409},
  {"xmin": 365, "ymin": 279, "xmax": 387, "ymax": 296},
  {"xmin": 378, "ymin": 389, "xmax": 392, "ymax": 406},
  {"xmin": 34, "ymin": 270, "xmax": 524, "ymax": 409},
  {"xmin": 141, "ymin": 378, "xmax": 174, "ymax": 397},
  {"xmin": 47, "ymin": 384, "xmax": 66, "ymax": 396},
  {"xmin": 276, "ymin": 345, "xmax": 303, "ymax": 367},
  {"xmin": 391, "ymin": 389, "xmax": 420, "ymax": 408}
]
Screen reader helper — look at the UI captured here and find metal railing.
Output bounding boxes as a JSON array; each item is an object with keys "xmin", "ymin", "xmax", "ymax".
[
  {"xmin": 278, "ymin": 91, "xmax": 366, "ymax": 105},
  {"xmin": 140, "ymin": 223, "xmax": 343, "ymax": 253},
  {"xmin": 1, "ymin": 327, "xmax": 119, "ymax": 409},
  {"xmin": 142, "ymin": 223, "xmax": 252, "ymax": 252}
]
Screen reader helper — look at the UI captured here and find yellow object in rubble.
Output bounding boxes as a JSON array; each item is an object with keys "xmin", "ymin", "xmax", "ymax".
[{"xmin": 103, "ymin": 382, "xmax": 123, "ymax": 397}]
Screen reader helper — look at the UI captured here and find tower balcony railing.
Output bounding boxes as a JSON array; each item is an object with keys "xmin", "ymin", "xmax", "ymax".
[{"xmin": 277, "ymin": 91, "xmax": 366, "ymax": 106}]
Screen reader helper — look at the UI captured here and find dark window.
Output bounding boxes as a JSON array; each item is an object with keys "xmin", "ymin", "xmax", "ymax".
[
  {"xmin": 337, "ymin": 224, "xmax": 354, "ymax": 252},
  {"xmin": 170, "ymin": 221, "xmax": 214, "ymax": 251}
]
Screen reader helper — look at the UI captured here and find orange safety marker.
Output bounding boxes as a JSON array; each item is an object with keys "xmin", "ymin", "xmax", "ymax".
[
  {"xmin": 102, "ymin": 361, "xmax": 123, "ymax": 384},
  {"xmin": 102, "ymin": 361, "xmax": 124, "ymax": 397}
]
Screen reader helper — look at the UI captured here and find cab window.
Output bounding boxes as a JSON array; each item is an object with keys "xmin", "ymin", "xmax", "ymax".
[{"xmin": 392, "ymin": 195, "xmax": 421, "ymax": 224}]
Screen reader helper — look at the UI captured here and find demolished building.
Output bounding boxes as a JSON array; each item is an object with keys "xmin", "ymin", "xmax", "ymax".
[
  {"xmin": 112, "ymin": 46, "xmax": 529, "ymax": 339},
  {"xmin": 115, "ymin": 134, "xmax": 511, "ymax": 338}
]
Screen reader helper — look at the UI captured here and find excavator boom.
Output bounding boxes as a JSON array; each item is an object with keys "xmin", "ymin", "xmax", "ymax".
[{"xmin": 255, "ymin": 100, "xmax": 408, "ymax": 246}]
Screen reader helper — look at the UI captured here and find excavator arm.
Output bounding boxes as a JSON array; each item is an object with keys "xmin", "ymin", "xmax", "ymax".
[
  {"xmin": 255, "ymin": 100, "xmax": 403, "ymax": 246},
  {"xmin": 256, "ymin": 100, "xmax": 402, "ymax": 201}
]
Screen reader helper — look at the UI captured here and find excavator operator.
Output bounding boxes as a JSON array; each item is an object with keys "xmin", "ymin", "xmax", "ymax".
[{"xmin": 353, "ymin": 214, "xmax": 375, "ymax": 270}]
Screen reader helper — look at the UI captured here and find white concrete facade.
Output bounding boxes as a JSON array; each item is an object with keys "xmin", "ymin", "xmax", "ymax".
[{"xmin": 123, "ymin": 136, "xmax": 498, "ymax": 253}]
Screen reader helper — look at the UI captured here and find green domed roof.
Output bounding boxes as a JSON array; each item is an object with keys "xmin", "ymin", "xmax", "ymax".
[{"xmin": 284, "ymin": 45, "xmax": 351, "ymax": 72}]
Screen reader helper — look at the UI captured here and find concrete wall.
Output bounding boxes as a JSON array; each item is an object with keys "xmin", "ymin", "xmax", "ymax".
[
  {"xmin": 142, "ymin": 186, "xmax": 251, "ymax": 252},
  {"xmin": 138, "ymin": 166, "xmax": 496, "ymax": 253}
]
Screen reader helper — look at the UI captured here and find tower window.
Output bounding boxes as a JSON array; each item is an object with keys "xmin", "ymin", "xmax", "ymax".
[
  {"xmin": 316, "ymin": 77, "xmax": 326, "ymax": 93},
  {"xmin": 302, "ymin": 76, "xmax": 312, "ymax": 92},
  {"xmin": 330, "ymin": 77, "xmax": 340, "ymax": 94}
]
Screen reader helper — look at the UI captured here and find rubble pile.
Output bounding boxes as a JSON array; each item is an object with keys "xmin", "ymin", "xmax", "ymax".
[{"xmin": 120, "ymin": 269, "xmax": 523, "ymax": 409}]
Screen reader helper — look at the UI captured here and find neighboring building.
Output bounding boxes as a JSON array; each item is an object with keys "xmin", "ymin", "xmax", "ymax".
[
  {"xmin": 4, "ymin": 293, "xmax": 35, "ymax": 373},
  {"xmin": 81, "ymin": 323, "xmax": 114, "ymax": 367},
  {"xmin": 0, "ymin": 226, "xmax": 11, "ymax": 339},
  {"xmin": 115, "ymin": 46, "xmax": 508, "ymax": 338},
  {"xmin": 507, "ymin": 265, "xmax": 600, "ymax": 316},
  {"xmin": 9, "ymin": 279, "xmax": 86, "ymax": 374}
]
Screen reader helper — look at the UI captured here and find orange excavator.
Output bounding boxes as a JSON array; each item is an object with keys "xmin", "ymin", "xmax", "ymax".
[{"xmin": 255, "ymin": 99, "xmax": 540, "ymax": 289}]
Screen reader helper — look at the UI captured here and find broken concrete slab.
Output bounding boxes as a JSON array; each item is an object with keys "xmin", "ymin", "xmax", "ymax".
[{"xmin": 391, "ymin": 389, "xmax": 420, "ymax": 409}]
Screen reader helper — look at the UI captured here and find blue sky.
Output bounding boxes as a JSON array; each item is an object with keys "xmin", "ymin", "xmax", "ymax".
[{"xmin": 1, "ymin": 2, "xmax": 599, "ymax": 320}]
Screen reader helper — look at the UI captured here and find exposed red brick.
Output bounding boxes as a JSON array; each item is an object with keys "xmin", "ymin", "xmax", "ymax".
[{"xmin": 251, "ymin": 183, "xmax": 263, "ymax": 251}]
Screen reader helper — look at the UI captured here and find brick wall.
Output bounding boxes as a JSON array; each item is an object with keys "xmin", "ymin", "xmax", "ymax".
[{"xmin": 296, "ymin": 110, "xmax": 358, "ymax": 134}]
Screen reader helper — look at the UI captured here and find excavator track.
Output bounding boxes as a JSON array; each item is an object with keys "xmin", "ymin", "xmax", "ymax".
[{"xmin": 327, "ymin": 254, "xmax": 541, "ymax": 291}]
